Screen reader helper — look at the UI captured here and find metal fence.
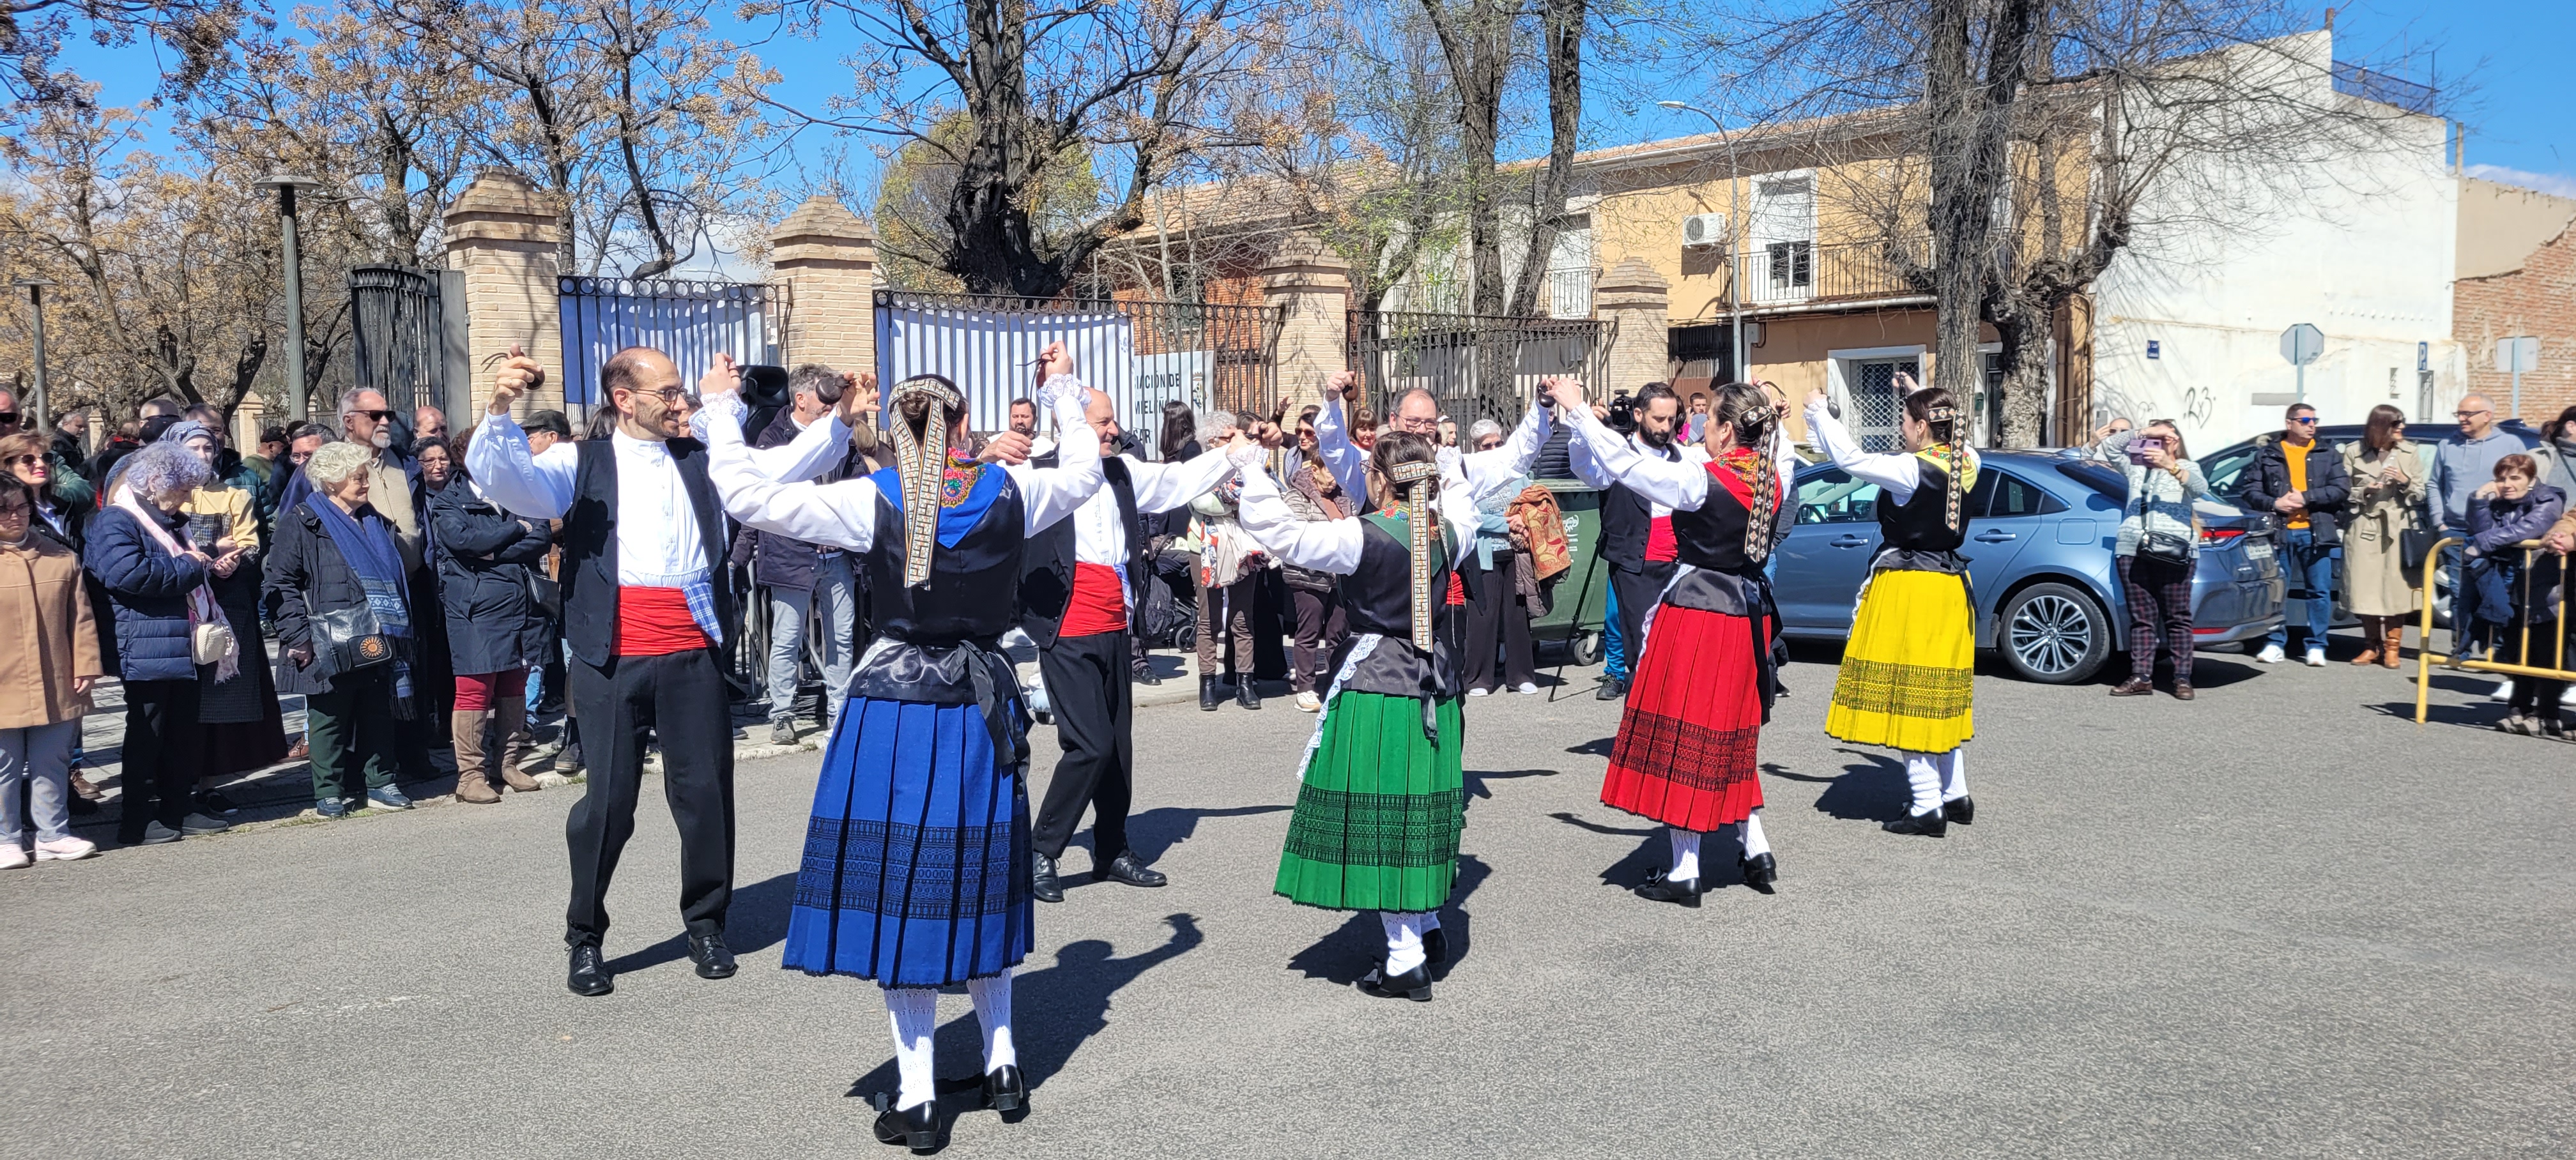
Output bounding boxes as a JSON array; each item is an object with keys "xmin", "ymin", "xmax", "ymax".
[
  {"xmin": 875, "ymin": 291, "xmax": 1281, "ymax": 453},
  {"xmin": 1346, "ymin": 310, "xmax": 1611, "ymax": 429},
  {"xmin": 2333, "ymin": 61, "xmax": 2439, "ymax": 116},
  {"xmin": 349, "ymin": 265, "xmax": 447, "ymax": 413},
  {"xmin": 558, "ymin": 277, "xmax": 782, "ymax": 409}
]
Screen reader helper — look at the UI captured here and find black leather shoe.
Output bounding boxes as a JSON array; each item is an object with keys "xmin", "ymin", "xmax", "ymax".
[
  {"xmin": 1423, "ymin": 926, "xmax": 1450, "ymax": 966},
  {"xmin": 1739, "ymin": 851, "xmax": 1777, "ymax": 894},
  {"xmin": 1134, "ymin": 668, "xmax": 1162, "ymax": 687},
  {"xmin": 872, "ymin": 1098, "xmax": 939, "ymax": 1152},
  {"xmin": 1883, "ymin": 808, "xmax": 1949, "ymax": 837},
  {"xmin": 1031, "ymin": 851, "xmax": 1064, "ymax": 903},
  {"xmin": 1235, "ymin": 678, "xmax": 1261, "ymax": 710},
  {"xmin": 687, "ymin": 931, "xmax": 737, "ymax": 979},
  {"xmin": 1199, "ymin": 675, "xmax": 1222, "ymax": 711},
  {"xmin": 1092, "ymin": 850, "xmax": 1168, "ymax": 888},
  {"xmin": 981, "ymin": 1065, "xmax": 1025, "ymax": 1113},
  {"xmin": 1943, "ymin": 795, "xmax": 1975, "ymax": 825},
  {"xmin": 1595, "ymin": 677, "xmax": 1628, "ymax": 701},
  {"xmin": 1356, "ymin": 961, "xmax": 1434, "ymax": 1002},
  {"xmin": 567, "ymin": 944, "xmax": 614, "ymax": 996},
  {"xmin": 1633, "ymin": 868, "xmax": 1704, "ymax": 907}
]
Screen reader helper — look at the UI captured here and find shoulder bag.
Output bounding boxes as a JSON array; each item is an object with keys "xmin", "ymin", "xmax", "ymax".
[{"xmin": 310, "ymin": 604, "xmax": 395, "ymax": 673}]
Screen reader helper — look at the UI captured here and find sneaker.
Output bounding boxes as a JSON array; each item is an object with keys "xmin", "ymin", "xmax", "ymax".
[
  {"xmin": 1515, "ymin": 682, "xmax": 1539, "ymax": 694},
  {"xmin": 2560, "ymin": 685, "xmax": 2576, "ymax": 707},
  {"xmin": 314, "ymin": 797, "xmax": 349, "ymax": 820},
  {"xmin": 136, "ymin": 821, "xmax": 181, "ymax": 845},
  {"xmin": 558, "ymin": 743, "xmax": 585, "ymax": 771},
  {"xmin": 1466, "ymin": 687, "xmax": 1490, "ymax": 698},
  {"xmin": 33, "ymin": 836, "xmax": 98, "ymax": 862},
  {"xmin": 2491, "ymin": 679, "xmax": 2515, "ymax": 703},
  {"xmin": 1295, "ymin": 691, "xmax": 1321, "ymax": 713},
  {"xmin": 2304, "ymin": 646, "xmax": 2326, "ymax": 667},
  {"xmin": 195, "ymin": 788, "xmax": 240, "ymax": 816},
  {"xmin": 180, "ymin": 813, "xmax": 231, "ymax": 835},
  {"xmin": 0, "ymin": 845, "xmax": 27, "ymax": 870},
  {"xmin": 2255, "ymin": 644, "xmax": 2286, "ymax": 664},
  {"xmin": 769, "ymin": 717, "xmax": 799, "ymax": 746},
  {"xmin": 365, "ymin": 786, "xmax": 415, "ymax": 812}
]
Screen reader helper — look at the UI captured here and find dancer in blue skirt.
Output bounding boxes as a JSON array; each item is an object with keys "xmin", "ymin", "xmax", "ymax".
[{"xmin": 702, "ymin": 342, "xmax": 1114, "ymax": 1151}]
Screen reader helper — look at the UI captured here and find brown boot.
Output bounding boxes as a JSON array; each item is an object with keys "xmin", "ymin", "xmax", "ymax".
[
  {"xmin": 2349, "ymin": 616, "xmax": 2382, "ymax": 665},
  {"xmin": 493, "ymin": 698, "xmax": 540, "ymax": 793},
  {"xmin": 2382, "ymin": 621, "xmax": 2405, "ymax": 669},
  {"xmin": 452, "ymin": 710, "xmax": 501, "ymax": 804}
]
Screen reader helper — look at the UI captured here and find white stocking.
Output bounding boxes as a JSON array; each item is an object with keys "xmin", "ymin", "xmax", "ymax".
[
  {"xmin": 1666, "ymin": 827, "xmax": 1703, "ymax": 880},
  {"xmin": 1381, "ymin": 911, "xmax": 1428, "ymax": 975},
  {"xmin": 967, "ymin": 969, "xmax": 1016, "ymax": 1074},
  {"xmin": 1737, "ymin": 810, "xmax": 1771, "ymax": 858},
  {"xmin": 1903, "ymin": 751, "xmax": 1943, "ymax": 816},
  {"xmin": 884, "ymin": 988, "xmax": 939, "ymax": 1111},
  {"xmin": 1939, "ymin": 748, "xmax": 1969, "ymax": 802}
]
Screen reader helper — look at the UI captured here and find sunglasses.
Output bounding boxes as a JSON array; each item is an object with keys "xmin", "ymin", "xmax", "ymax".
[
  {"xmin": 0, "ymin": 412, "xmax": 19, "ymax": 425},
  {"xmin": 356, "ymin": 409, "xmax": 394, "ymax": 422},
  {"xmin": 5, "ymin": 454, "xmax": 40, "ymax": 468},
  {"xmin": 2288, "ymin": 416, "xmax": 2318, "ymax": 425}
]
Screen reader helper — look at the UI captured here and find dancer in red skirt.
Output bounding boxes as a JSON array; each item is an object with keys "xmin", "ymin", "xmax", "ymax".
[{"xmin": 1556, "ymin": 379, "xmax": 1799, "ymax": 904}]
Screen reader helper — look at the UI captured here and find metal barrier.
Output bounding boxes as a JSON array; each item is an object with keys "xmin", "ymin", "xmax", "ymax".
[
  {"xmin": 559, "ymin": 277, "xmax": 783, "ymax": 410},
  {"xmin": 2414, "ymin": 535, "xmax": 2574, "ymax": 724}
]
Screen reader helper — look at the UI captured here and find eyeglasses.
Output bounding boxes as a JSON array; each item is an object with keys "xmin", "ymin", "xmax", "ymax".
[
  {"xmin": 2455, "ymin": 408, "xmax": 2492, "ymax": 418},
  {"xmin": 0, "ymin": 412, "xmax": 19, "ymax": 425},
  {"xmin": 4, "ymin": 454, "xmax": 40, "ymax": 468},
  {"xmin": 355, "ymin": 409, "xmax": 392, "ymax": 422},
  {"xmin": 620, "ymin": 386, "xmax": 691, "ymax": 405},
  {"xmin": 1476, "ymin": 440, "xmax": 1503, "ymax": 451},
  {"xmin": 2288, "ymin": 416, "xmax": 2318, "ymax": 425}
]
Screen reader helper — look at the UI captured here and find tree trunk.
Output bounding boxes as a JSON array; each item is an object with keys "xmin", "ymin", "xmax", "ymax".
[
  {"xmin": 1991, "ymin": 295, "xmax": 2053, "ymax": 446},
  {"xmin": 1505, "ymin": 0, "xmax": 1584, "ymax": 319},
  {"xmin": 1920, "ymin": 0, "xmax": 2037, "ymax": 406}
]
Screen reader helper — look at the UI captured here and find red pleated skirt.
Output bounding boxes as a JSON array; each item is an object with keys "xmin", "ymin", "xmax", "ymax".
[{"xmin": 1600, "ymin": 602, "xmax": 1768, "ymax": 830}]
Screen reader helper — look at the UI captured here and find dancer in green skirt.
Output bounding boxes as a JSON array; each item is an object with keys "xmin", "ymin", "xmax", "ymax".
[{"xmin": 1232, "ymin": 402, "xmax": 1554, "ymax": 1002}]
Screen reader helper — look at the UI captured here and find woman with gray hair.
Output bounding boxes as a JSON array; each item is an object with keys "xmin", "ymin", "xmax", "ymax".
[
  {"xmin": 264, "ymin": 441, "xmax": 417, "ymax": 818},
  {"xmin": 85, "ymin": 441, "xmax": 231, "ymax": 846},
  {"xmin": 1459, "ymin": 417, "xmax": 1540, "ymax": 696}
]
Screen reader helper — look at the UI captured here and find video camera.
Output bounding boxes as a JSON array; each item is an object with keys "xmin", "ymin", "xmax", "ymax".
[{"xmin": 1606, "ymin": 389, "xmax": 1638, "ymax": 435}]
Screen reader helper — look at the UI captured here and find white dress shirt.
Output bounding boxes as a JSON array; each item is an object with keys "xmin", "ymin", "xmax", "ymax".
[
  {"xmin": 1567, "ymin": 425, "xmax": 1708, "ymax": 521},
  {"xmin": 1310, "ymin": 393, "xmax": 1554, "ymax": 511},
  {"xmin": 1563, "ymin": 404, "xmax": 1801, "ymax": 526},
  {"xmin": 1074, "ymin": 450, "xmax": 1241, "ymax": 568}
]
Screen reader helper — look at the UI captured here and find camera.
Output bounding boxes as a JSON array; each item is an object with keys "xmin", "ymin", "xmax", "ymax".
[
  {"xmin": 1607, "ymin": 389, "xmax": 1637, "ymax": 435},
  {"xmin": 740, "ymin": 363, "xmax": 793, "ymax": 408}
]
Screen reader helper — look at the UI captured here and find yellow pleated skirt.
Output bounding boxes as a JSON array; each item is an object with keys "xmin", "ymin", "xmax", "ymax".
[{"xmin": 1826, "ymin": 569, "xmax": 1975, "ymax": 752}]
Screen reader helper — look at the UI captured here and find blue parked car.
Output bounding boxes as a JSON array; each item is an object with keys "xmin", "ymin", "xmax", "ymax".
[{"xmin": 1775, "ymin": 451, "xmax": 2285, "ymax": 683}]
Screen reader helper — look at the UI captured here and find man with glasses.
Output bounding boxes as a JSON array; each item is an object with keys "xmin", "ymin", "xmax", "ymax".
[
  {"xmin": 2429, "ymin": 395, "xmax": 2556, "ymax": 661},
  {"xmin": 2241, "ymin": 403, "xmax": 2351, "ymax": 665}
]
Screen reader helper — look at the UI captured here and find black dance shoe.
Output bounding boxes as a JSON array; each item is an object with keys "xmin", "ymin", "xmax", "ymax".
[
  {"xmin": 567, "ymin": 944, "xmax": 614, "ymax": 997},
  {"xmin": 1199, "ymin": 675, "xmax": 1222, "ymax": 712},
  {"xmin": 1633, "ymin": 868, "xmax": 1705, "ymax": 907},
  {"xmin": 1092, "ymin": 850, "xmax": 1169, "ymax": 888},
  {"xmin": 1356, "ymin": 961, "xmax": 1434, "ymax": 1002},
  {"xmin": 872, "ymin": 1097, "xmax": 939, "ymax": 1152},
  {"xmin": 1943, "ymin": 795, "xmax": 1975, "ymax": 825},
  {"xmin": 1030, "ymin": 851, "xmax": 1065, "ymax": 903},
  {"xmin": 687, "ymin": 931, "xmax": 737, "ymax": 979},
  {"xmin": 1739, "ymin": 852, "xmax": 1777, "ymax": 894},
  {"xmin": 1423, "ymin": 926, "xmax": 1450, "ymax": 966},
  {"xmin": 1134, "ymin": 666, "xmax": 1162, "ymax": 687},
  {"xmin": 981, "ymin": 1065, "xmax": 1026, "ymax": 1113},
  {"xmin": 1595, "ymin": 676, "xmax": 1628, "ymax": 701},
  {"xmin": 1883, "ymin": 808, "xmax": 1949, "ymax": 838}
]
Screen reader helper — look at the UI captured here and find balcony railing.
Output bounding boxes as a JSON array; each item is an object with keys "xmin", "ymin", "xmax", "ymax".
[
  {"xmin": 1546, "ymin": 265, "xmax": 1595, "ymax": 319},
  {"xmin": 2332, "ymin": 62, "xmax": 2439, "ymax": 116},
  {"xmin": 1724, "ymin": 238, "xmax": 1925, "ymax": 307}
]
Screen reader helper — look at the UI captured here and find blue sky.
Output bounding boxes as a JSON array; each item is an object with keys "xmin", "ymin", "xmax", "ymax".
[{"xmin": 54, "ymin": 0, "xmax": 2576, "ymax": 204}]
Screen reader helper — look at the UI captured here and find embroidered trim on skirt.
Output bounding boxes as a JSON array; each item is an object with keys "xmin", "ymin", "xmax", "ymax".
[
  {"xmin": 1826, "ymin": 569, "xmax": 1975, "ymax": 752},
  {"xmin": 780, "ymin": 695, "xmax": 1032, "ymax": 988},
  {"xmin": 1275, "ymin": 690, "xmax": 1466, "ymax": 913},
  {"xmin": 1602, "ymin": 603, "xmax": 1768, "ymax": 830}
]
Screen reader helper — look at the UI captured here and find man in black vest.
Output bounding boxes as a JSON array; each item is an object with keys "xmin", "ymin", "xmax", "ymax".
[
  {"xmin": 1571, "ymin": 383, "xmax": 1694, "ymax": 700},
  {"xmin": 1019, "ymin": 388, "xmax": 1241, "ymax": 901},
  {"xmin": 470, "ymin": 344, "xmax": 855, "ymax": 997}
]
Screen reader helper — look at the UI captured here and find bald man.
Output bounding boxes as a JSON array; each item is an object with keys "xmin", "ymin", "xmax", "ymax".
[{"xmin": 1017, "ymin": 388, "xmax": 1241, "ymax": 901}]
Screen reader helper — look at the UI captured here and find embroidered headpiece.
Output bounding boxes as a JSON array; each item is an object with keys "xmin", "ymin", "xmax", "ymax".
[
  {"xmin": 889, "ymin": 374, "xmax": 966, "ymax": 588},
  {"xmin": 1745, "ymin": 402, "xmax": 1786, "ymax": 564},
  {"xmin": 1927, "ymin": 404, "xmax": 1965, "ymax": 531},
  {"xmin": 1387, "ymin": 459, "xmax": 1441, "ymax": 651}
]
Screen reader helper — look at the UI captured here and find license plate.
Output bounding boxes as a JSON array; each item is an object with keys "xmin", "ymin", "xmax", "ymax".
[{"xmin": 2245, "ymin": 539, "xmax": 2274, "ymax": 560}]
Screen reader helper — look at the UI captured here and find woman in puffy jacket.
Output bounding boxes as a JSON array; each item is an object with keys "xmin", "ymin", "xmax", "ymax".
[{"xmin": 84, "ymin": 443, "xmax": 229, "ymax": 846}]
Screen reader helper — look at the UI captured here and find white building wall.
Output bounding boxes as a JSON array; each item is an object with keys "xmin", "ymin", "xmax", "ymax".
[{"xmin": 2089, "ymin": 31, "xmax": 2459, "ymax": 452}]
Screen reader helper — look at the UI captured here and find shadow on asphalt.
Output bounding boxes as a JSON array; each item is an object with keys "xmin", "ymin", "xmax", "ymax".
[
  {"xmin": 840, "ymin": 913, "xmax": 1208, "ymax": 1117},
  {"xmin": 1121, "ymin": 804, "xmax": 1293, "ymax": 866},
  {"xmin": 1563, "ymin": 736, "xmax": 1614, "ymax": 756},
  {"xmin": 1282, "ymin": 856, "xmax": 1490, "ymax": 987},
  {"xmin": 602, "ymin": 871, "xmax": 799, "ymax": 975},
  {"xmin": 1464, "ymin": 767, "xmax": 1559, "ymax": 804},
  {"xmin": 1811, "ymin": 749, "xmax": 1907, "ymax": 822}
]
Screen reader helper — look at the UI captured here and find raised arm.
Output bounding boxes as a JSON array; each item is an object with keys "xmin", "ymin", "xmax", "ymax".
[
  {"xmin": 1234, "ymin": 447, "xmax": 1365, "ymax": 574},
  {"xmin": 1457, "ymin": 397, "xmax": 1554, "ymax": 494},
  {"xmin": 1125, "ymin": 442, "xmax": 1242, "ymax": 514},
  {"xmin": 465, "ymin": 411, "xmax": 575, "ymax": 519},
  {"xmin": 1803, "ymin": 395, "xmax": 1921, "ymax": 502},
  {"xmin": 1561, "ymin": 397, "xmax": 1711, "ymax": 512},
  {"xmin": 701, "ymin": 386, "xmax": 882, "ymax": 553},
  {"xmin": 1310, "ymin": 372, "xmax": 1369, "ymax": 506},
  {"xmin": 1005, "ymin": 374, "xmax": 1105, "ymax": 534}
]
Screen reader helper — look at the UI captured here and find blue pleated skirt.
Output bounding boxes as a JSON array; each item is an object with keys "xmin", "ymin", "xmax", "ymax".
[{"xmin": 780, "ymin": 696, "xmax": 1034, "ymax": 988}]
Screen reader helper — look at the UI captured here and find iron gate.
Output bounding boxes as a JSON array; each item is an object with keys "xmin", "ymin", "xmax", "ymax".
[
  {"xmin": 558, "ymin": 277, "xmax": 781, "ymax": 409},
  {"xmin": 875, "ymin": 291, "xmax": 1281, "ymax": 455},
  {"xmin": 349, "ymin": 265, "xmax": 448, "ymax": 413},
  {"xmin": 1347, "ymin": 311, "xmax": 1611, "ymax": 430}
]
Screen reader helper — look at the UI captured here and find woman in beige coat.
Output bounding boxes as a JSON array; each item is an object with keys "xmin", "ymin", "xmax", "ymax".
[
  {"xmin": 0, "ymin": 475, "xmax": 105, "ymax": 866},
  {"xmin": 2342, "ymin": 404, "xmax": 2429, "ymax": 668}
]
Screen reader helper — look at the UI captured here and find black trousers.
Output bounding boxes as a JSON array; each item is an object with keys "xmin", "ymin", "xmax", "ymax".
[
  {"xmin": 117, "ymin": 678, "xmax": 203, "ymax": 843},
  {"xmin": 1290, "ymin": 585, "xmax": 1347, "ymax": 693},
  {"xmin": 1461, "ymin": 556, "xmax": 1536, "ymax": 692},
  {"xmin": 1031, "ymin": 630, "xmax": 1135, "ymax": 862},
  {"xmin": 1610, "ymin": 561, "xmax": 1676, "ymax": 680},
  {"xmin": 564, "ymin": 647, "xmax": 736, "ymax": 948}
]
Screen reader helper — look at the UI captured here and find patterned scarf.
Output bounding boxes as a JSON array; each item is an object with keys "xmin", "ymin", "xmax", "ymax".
[
  {"xmin": 1927, "ymin": 404, "xmax": 1966, "ymax": 531},
  {"xmin": 889, "ymin": 374, "xmax": 967, "ymax": 588},
  {"xmin": 1739, "ymin": 404, "xmax": 1787, "ymax": 563},
  {"xmin": 1388, "ymin": 459, "xmax": 1441, "ymax": 651}
]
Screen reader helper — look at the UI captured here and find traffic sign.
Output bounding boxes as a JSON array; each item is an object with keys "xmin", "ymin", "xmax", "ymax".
[{"xmin": 2280, "ymin": 324, "xmax": 2324, "ymax": 367}]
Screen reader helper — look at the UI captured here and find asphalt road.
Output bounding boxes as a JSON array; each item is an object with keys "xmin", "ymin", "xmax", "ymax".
[{"xmin": 5, "ymin": 645, "xmax": 2569, "ymax": 1159}]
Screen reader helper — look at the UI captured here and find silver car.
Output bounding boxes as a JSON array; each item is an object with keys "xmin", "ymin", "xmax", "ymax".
[{"xmin": 1775, "ymin": 452, "xmax": 2285, "ymax": 683}]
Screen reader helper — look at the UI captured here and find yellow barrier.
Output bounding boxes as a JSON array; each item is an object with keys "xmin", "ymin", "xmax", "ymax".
[{"xmin": 2414, "ymin": 535, "xmax": 2575, "ymax": 724}]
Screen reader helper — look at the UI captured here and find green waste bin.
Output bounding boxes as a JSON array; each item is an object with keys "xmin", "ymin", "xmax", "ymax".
[{"xmin": 1527, "ymin": 480, "xmax": 1610, "ymax": 665}]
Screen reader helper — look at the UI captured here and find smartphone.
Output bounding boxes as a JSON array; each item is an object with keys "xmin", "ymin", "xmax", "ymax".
[
  {"xmin": 187, "ymin": 514, "xmax": 227, "ymax": 553},
  {"xmin": 2126, "ymin": 436, "xmax": 2164, "ymax": 465}
]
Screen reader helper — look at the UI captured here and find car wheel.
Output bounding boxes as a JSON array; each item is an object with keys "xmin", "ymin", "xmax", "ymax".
[{"xmin": 1997, "ymin": 582, "xmax": 2111, "ymax": 684}]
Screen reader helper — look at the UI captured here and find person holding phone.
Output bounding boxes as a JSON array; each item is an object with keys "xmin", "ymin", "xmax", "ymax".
[
  {"xmin": 164, "ymin": 421, "xmax": 287, "ymax": 811},
  {"xmin": 2098, "ymin": 421, "xmax": 2208, "ymax": 698},
  {"xmin": 2342, "ymin": 406, "xmax": 2427, "ymax": 668}
]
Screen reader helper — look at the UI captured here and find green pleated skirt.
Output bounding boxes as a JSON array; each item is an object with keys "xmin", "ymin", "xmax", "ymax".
[{"xmin": 1275, "ymin": 691, "xmax": 1466, "ymax": 913}]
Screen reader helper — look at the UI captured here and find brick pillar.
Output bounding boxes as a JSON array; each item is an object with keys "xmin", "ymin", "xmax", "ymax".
[
  {"xmin": 231, "ymin": 395, "xmax": 265, "ymax": 452},
  {"xmin": 1263, "ymin": 235, "xmax": 1352, "ymax": 409},
  {"xmin": 769, "ymin": 195, "xmax": 879, "ymax": 376},
  {"xmin": 1593, "ymin": 256, "xmax": 1671, "ymax": 393},
  {"xmin": 443, "ymin": 170, "xmax": 567, "ymax": 416}
]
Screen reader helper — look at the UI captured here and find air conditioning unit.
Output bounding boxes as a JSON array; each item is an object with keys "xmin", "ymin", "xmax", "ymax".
[{"xmin": 1681, "ymin": 213, "xmax": 1728, "ymax": 248}]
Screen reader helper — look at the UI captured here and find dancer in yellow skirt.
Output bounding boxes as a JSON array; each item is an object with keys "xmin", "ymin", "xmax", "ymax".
[{"xmin": 1803, "ymin": 373, "xmax": 1981, "ymax": 837}]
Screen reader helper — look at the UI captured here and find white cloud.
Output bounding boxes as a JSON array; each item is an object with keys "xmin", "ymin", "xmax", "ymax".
[{"xmin": 2466, "ymin": 164, "xmax": 2576, "ymax": 200}]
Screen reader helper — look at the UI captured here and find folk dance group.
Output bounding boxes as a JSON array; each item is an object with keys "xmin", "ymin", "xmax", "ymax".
[{"xmin": 475, "ymin": 341, "xmax": 1981, "ymax": 1153}]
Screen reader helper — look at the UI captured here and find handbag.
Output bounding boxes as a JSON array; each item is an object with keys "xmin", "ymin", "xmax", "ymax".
[
  {"xmin": 192, "ymin": 621, "xmax": 237, "ymax": 667},
  {"xmin": 2398, "ymin": 527, "xmax": 2436, "ymax": 567},
  {"xmin": 2136, "ymin": 529, "xmax": 2193, "ymax": 567},
  {"xmin": 311, "ymin": 604, "xmax": 395, "ymax": 673}
]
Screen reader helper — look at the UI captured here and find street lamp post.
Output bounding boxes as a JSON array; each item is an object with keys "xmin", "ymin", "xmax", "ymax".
[
  {"xmin": 1658, "ymin": 102, "xmax": 1745, "ymax": 384},
  {"xmin": 12, "ymin": 279, "xmax": 54, "ymax": 430},
  {"xmin": 255, "ymin": 174, "xmax": 323, "ymax": 421}
]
